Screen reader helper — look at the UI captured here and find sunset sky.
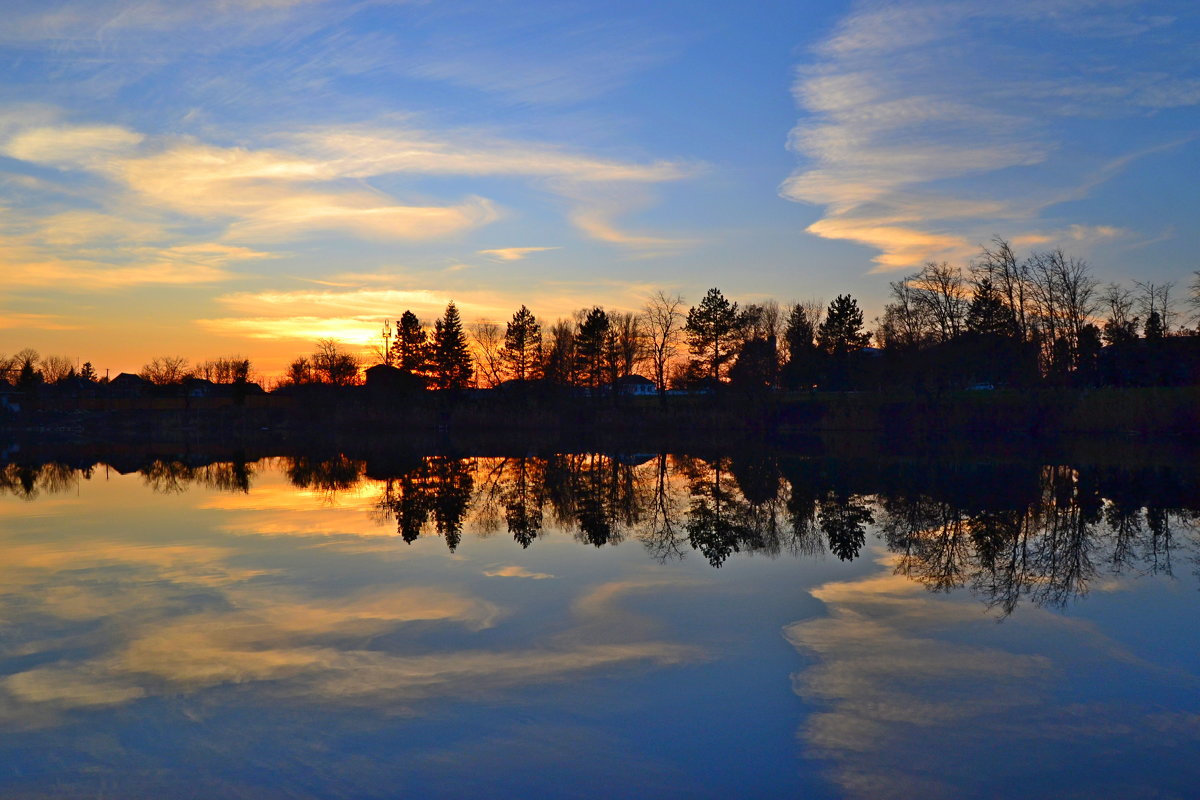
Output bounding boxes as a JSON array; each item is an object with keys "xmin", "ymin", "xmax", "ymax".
[{"xmin": 2, "ymin": 0, "xmax": 1197, "ymax": 377}]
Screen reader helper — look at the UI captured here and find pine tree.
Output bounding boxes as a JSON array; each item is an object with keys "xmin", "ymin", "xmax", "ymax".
[
  {"xmin": 1144, "ymin": 310, "xmax": 1166, "ymax": 340},
  {"xmin": 780, "ymin": 303, "xmax": 820, "ymax": 389},
  {"xmin": 574, "ymin": 307, "xmax": 611, "ymax": 389},
  {"xmin": 391, "ymin": 311, "xmax": 429, "ymax": 375},
  {"xmin": 501, "ymin": 305, "xmax": 542, "ymax": 382},
  {"xmin": 817, "ymin": 295, "xmax": 870, "ymax": 357},
  {"xmin": 685, "ymin": 287, "xmax": 741, "ymax": 382},
  {"xmin": 430, "ymin": 302, "xmax": 473, "ymax": 389},
  {"xmin": 966, "ymin": 279, "xmax": 1017, "ymax": 337}
]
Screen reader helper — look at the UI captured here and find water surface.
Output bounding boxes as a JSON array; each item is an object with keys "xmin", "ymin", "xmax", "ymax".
[{"xmin": 1, "ymin": 453, "xmax": 1197, "ymax": 799}]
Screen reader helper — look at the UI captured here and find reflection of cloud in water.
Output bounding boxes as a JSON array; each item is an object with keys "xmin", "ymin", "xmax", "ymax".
[
  {"xmin": 1, "ymin": 524, "xmax": 703, "ymax": 729},
  {"xmin": 484, "ymin": 565, "xmax": 555, "ymax": 579},
  {"xmin": 782, "ymin": 555, "xmax": 1179, "ymax": 800}
]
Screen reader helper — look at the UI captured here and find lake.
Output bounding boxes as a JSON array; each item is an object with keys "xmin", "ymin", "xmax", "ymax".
[{"xmin": 1, "ymin": 448, "xmax": 1197, "ymax": 799}]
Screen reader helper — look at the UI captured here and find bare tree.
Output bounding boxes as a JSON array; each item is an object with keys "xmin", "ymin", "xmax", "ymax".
[
  {"xmin": 1026, "ymin": 249, "xmax": 1098, "ymax": 373},
  {"xmin": 40, "ymin": 355, "xmax": 76, "ymax": 383},
  {"xmin": 879, "ymin": 280, "xmax": 935, "ymax": 350},
  {"xmin": 544, "ymin": 318, "xmax": 577, "ymax": 386},
  {"xmin": 196, "ymin": 356, "xmax": 252, "ymax": 384},
  {"xmin": 910, "ymin": 261, "xmax": 968, "ymax": 342},
  {"xmin": 641, "ymin": 291, "xmax": 685, "ymax": 394},
  {"xmin": 1100, "ymin": 283, "xmax": 1139, "ymax": 345},
  {"xmin": 610, "ymin": 311, "xmax": 643, "ymax": 379},
  {"xmin": 974, "ymin": 237, "xmax": 1030, "ymax": 340},
  {"xmin": 1135, "ymin": 281, "xmax": 1176, "ymax": 335},
  {"xmin": 471, "ymin": 320, "xmax": 505, "ymax": 388},
  {"xmin": 311, "ymin": 339, "xmax": 361, "ymax": 386},
  {"xmin": 139, "ymin": 355, "xmax": 191, "ymax": 385}
]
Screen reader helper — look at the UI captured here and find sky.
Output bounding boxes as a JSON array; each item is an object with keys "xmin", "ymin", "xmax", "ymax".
[{"xmin": 1, "ymin": 0, "xmax": 1197, "ymax": 377}]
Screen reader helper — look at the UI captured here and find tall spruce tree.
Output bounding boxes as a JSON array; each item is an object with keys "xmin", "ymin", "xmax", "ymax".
[
  {"xmin": 391, "ymin": 311, "xmax": 430, "ymax": 375},
  {"xmin": 430, "ymin": 302, "xmax": 473, "ymax": 389},
  {"xmin": 574, "ymin": 307, "xmax": 611, "ymax": 390},
  {"xmin": 817, "ymin": 295, "xmax": 870, "ymax": 357},
  {"xmin": 685, "ymin": 287, "xmax": 741, "ymax": 382},
  {"xmin": 966, "ymin": 279, "xmax": 1018, "ymax": 337},
  {"xmin": 501, "ymin": 305, "xmax": 542, "ymax": 382}
]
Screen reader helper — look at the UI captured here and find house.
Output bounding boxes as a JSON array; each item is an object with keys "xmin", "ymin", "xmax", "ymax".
[
  {"xmin": 106, "ymin": 372, "xmax": 154, "ymax": 398},
  {"xmin": 612, "ymin": 375, "xmax": 657, "ymax": 396},
  {"xmin": 365, "ymin": 363, "xmax": 426, "ymax": 393}
]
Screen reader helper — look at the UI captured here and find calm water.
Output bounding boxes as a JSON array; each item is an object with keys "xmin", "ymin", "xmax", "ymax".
[{"xmin": 1, "ymin": 452, "xmax": 1198, "ymax": 799}]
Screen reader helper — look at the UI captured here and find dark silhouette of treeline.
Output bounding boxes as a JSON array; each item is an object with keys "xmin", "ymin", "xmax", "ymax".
[
  {"xmin": 7, "ymin": 447, "xmax": 1197, "ymax": 615},
  {"xmin": 4, "ymin": 241, "xmax": 1199, "ymax": 438}
]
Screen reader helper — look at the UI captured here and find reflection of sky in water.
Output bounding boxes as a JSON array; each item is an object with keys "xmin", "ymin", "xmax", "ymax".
[{"xmin": 0, "ymin": 459, "xmax": 1197, "ymax": 798}]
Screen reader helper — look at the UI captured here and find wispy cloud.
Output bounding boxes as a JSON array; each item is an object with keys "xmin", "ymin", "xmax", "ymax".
[
  {"xmin": 783, "ymin": 0, "xmax": 1200, "ymax": 270},
  {"xmin": 484, "ymin": 565, "xmax": 555, "ymax": 580},
  {"xmin": 0, "ymin": 116, "xmax": 691, "ymax": 254},
  {"xmin": 478, "ymin": 246, "xmax": 560, "ymax": 261}
]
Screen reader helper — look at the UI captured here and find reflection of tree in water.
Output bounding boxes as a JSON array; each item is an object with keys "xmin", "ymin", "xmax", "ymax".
[
  {"xmin": 876, "ymin": 464, "xmax": 1199, "ymax": 616},
  {"xmin": 11, "ymin": 451, "xmax": 1197, "ymax": 613},
  {"xmin": 141, "ymin": 459, "xmax": 195, "ymax": 494},
  {"xmin": 502, "ymin": 458, "xmax": 545, "ymax": 548},
  {"xmin": 285, "ymin": 455, "xmax": 364, "ymax": 501},
  {"xmin": 546, "ymin": 453, "xmax": 643, "ymax": 548},
  {"xmin": 0, "ymin": 462, "xmax": 80, "ymax": 500},
  {"xmin": 683, "ymin": 457, "xmax": 757, "ymax": 567},
  {"xmin": 818, "ymin": 491, "xmax": 874, "ymax": 562},
  {"xmin": 377, "ymin": 457, "xmax": 474, "ymax": 551}
]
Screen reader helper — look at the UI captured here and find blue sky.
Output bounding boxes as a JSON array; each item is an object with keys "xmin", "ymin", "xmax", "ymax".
[{"xmin": 1, "ymin": 0, "xmax": 1197, "ymax": 375}]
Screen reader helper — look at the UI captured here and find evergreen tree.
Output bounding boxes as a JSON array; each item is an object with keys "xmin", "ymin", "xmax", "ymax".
[
  {"xmin": 685, "ymin": 287, "xmax": 741, "ymax": 382},
  {"xmin": 391, "ymin": 311, "xmax": 429, "ymax": 375},
  {"xmin": 574, "ymin": 307, "xmax": 611, "ymax": 390},
  {"xmin": 501, "ymin": 305, "xmax": 542, "ymax": 382},
  {"xmin": 966, "ymin": 278, "xmax": 1018, "ymax": 337},
  {"xmin": 79, "ymin": 362, "xmax": 97, "ymax": 382},
  {"xmin": 781, "ymin": 303, "xmax": 820, "ymax": 389},
  {"xmin": 817, "ymin": 295, "xmax": 870, "ymax": 356},
  {"xmin": 1144, "ymin": 310, "xmax": 1166, "ymax": 340},
  {"xmin": 430, "ymin": 302, "xmax": 473, "ymax": 389}
]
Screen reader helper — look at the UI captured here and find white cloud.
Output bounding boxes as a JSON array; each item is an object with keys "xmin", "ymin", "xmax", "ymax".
[{"xmin": 783, "ymin": 0, "xmax": 1200, "ymax": 270}]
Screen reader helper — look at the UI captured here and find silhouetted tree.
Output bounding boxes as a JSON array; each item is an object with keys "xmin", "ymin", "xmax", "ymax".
[
  {"xmin": 685, "ymin": 287, "xmax": 741, "ymax": 382},
  {"xmin": 1144, "ymin": 310, "xmax": 1166, "ymax": 341},
  {"xmin": 642, "ymin": 291, "xmax": 685, "ymax": 397},
  {"xmin": 817, "ymin": 295, "xmax": 870, "ymax": 357},
  {"xmin": 391, "ymin": 311, "xmax": 430, "ymax": 375},
  {"xmin": 966, "ymin": 278, "xmax": 1017, "ymax": 337},
  {"xmin": 196, "ymin": 356, "xmax": 251, "ymax": 384},
  {"xmin": 1101, "ymin": 283, "xmax": 1139, "ymax": 345},
  {"xmin": 286, "ymin": 356, "xmax": 313, "ymax": 385},
  {"xmin": 781, "ymin": 302, "xmax": 822, "ymax": 389},
  {"xmin": 574, "ymin": 307, "xmax": 611, "ymax": 390},
  {"xmin": 430, "ymin": 302, "xmax": 473, "ymax": 390},
  {"xmin": 544, "ymin": 318, "xmax": 577, "ymax": 386},
  {"xmin": 471, "ymin": 320, "xmax": 505, "ymax": 388},
  {"xmin": 501, "ymin": 305, "xmax": 542, "ymax": 382},
  {"xmin": 139, "ymin": 355, "xmax": 190, "ymax": 385},
  {"xmin": 729, "ymin": 336, "xmax": 778, "ymax": 392},
  {"xmin": 312, "ymin": 339, "xmax": 361, "ymax": 386}
]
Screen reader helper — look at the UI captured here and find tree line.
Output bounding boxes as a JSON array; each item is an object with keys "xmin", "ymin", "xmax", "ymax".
[{"xmin": 5, "ymin": 239, "xmax": 1199, "ymax": 393}]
